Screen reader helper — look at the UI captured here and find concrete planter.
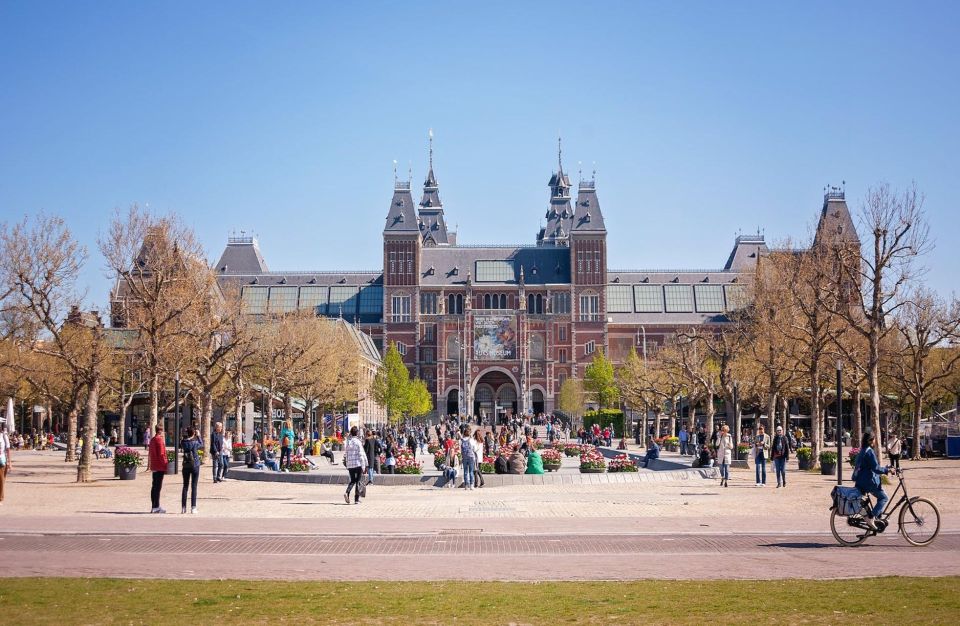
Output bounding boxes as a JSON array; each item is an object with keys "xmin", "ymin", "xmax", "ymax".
[
  {"xmin": 579, "ymin": 467, "xmax": 605, "ymax": 473},
  {"xmin": 117, "ymin": 465, "xmax": 137, "ymax": 480},
  {"xmin": 820, "ymin": 462, "xmax": 836, "ymax": 475},
  {"xmin": 543, "ymin": 463, "xmax": 562, "ymax": 472}
]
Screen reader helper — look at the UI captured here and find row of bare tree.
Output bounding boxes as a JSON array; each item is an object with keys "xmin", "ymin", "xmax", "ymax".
[
  {"xmin": 619, "ymin": 184, "xmax": 960, "ymax": 460},
  {"xmin": 0, "ymin": 207, "xmax": 361, "ymax": 482}
]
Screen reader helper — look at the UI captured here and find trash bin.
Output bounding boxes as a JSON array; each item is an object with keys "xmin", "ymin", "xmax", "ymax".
[{"xmin": 946, "ymin": 435, "xmax": 960, "ymax": 459}]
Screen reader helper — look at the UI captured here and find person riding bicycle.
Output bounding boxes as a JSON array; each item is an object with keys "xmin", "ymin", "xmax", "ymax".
[{"xmin": 854, "ymin": 431, "xmax": 896, "ymax": 530}]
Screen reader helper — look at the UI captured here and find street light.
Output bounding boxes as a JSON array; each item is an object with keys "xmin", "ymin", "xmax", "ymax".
[{"xmin": 836, "ymin": 360, "xmax": 843, "ymax": 485}]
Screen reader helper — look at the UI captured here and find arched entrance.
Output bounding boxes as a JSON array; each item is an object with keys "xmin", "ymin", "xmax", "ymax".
[
  {"xmin": 532, "ymin": 389, "xmax": 545, "ymax": 415},
  {"xmin": 472, "ymin": 368, "xmax": 519, "ymax": 425},
  {"xmin": 446, "ymin": 388, "xmax": 460, "ymax": 416}
]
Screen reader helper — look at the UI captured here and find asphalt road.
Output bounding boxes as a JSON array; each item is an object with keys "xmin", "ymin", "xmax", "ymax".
[{"xmin": 2, "ymin": 530, "xmax": 958, "ymax": 580}]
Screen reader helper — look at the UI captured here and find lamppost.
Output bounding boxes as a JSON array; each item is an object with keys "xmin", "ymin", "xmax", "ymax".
[
  {"xmin": 732, "ymin": 383, "xmax": 739, "ymax": 445},
  {"xmin": 638, "ymin": 325, "xmax": 647, "ymax": 366},
  {"xmin": 836, "ymin": 361, "xmax": 843, "ymax": 485},
  {"xmin": 173, "ymin": 372, "xmax": 181, "ymax": 474}
]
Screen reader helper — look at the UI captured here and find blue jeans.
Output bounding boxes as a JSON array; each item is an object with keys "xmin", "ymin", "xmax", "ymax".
[
  {"xmin": 221, "ymin": 454, "xmax": 230, "ymax": 478},
  {"xmin": 755, "ymin": 456, "xmax": 766, "ymax": 484},
  {"xmin": 680, "ymin": 441, "xmax": 688, "ymax": 455},
  {"xmin": 265, "ymin": 459, "xmax": 280, "ymax": 471},
  {"xmin": 865, "ymin": 487, "xmax": 889, "ymax": 519},
  {"xmin": 367, "ymin": 466, "xmax": 376, "ymax": 483},
  {"xmin": 774, "ymin": 457, "xmax": 786, "ymax": 485},
  {"xmin": 462, "ymin": 459, "xmax": 476, "ymax": 487},
  {"xmin": 720, "ymin": 462, "xmax": 729, "ymax": 481},
  {"xmin": 212, "ymin": 453, "xmax": 225, "ymax": 481}
]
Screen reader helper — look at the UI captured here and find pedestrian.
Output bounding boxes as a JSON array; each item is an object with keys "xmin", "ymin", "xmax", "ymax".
[
  {"xmin": 460, "ymin": 426, "xmax": 476, "ymax": 490},
  {"xmin": 180, "ymin": 426, "xmax": 202, "ymax": 514},
  {"xmin": 771, "ymin": 425, "xmax": 790, "ymax": 488},
  {"xmin": 679, "ymin": 425, "xmax": 689, "ymax": 455},
  {"xmin": 471, "ymin": 428, "xmax": 486, "ymax": 488},
  {"xmin": 753, "ymin": 425, "xmax": 770, "ymax": 487},
  {"xmin": 279, "ymin": 419, "xmax": 295, "ymax": 471},
  {"xmin": 343, "ymin": 426, "xmax": 367, "ymax": 504},
  {"xmin": 364, "ymin": 429, "xmax": 380, "ymax": 484},
  {"xmin": 717, "ymin": 424, "xmax": 733, "ymax": 487},
  {"xmin": 886, "ymin": 430, "xmax": 902, "ymax": 470},
  {"xmin": 211, "ymin": 422, "xmax": 226, "ymax": 483},
  {"xmin": 384, "ymin": 434, "xmax": 397, "ymax": 474},
  {"xmin": 0, "ymin": 425, "xmax": 11, "ymax": 505},
  {"xmin": 148, "ymin": 424, "xmax": 168, "ymax": 513},
  {"xmin": 220, "ymin": 429, "xmax": 231, "ymax": 480}
]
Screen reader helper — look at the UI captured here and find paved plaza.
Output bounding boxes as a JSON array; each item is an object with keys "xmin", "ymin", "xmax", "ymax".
[{"xmin": 1, "ymin": 449, "xmax": 958, "ymax": 580}]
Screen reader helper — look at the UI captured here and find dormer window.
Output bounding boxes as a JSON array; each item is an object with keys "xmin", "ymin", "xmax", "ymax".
[{"xmin": 584, "ymin": 211, "xmax": 591, "ymax": 222}]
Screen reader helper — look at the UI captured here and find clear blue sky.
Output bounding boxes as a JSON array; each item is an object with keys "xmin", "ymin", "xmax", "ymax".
[{"xmin": 1, "ymin": 1, "xmax": 958, "ymax": 306}]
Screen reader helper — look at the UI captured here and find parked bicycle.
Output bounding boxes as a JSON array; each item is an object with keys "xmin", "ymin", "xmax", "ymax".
[{"xmin": 830, "ymin": 469, "xmax": 940, "ymax": 547}]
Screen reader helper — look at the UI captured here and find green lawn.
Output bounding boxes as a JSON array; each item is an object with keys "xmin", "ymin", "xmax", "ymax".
[{"xmin": 2, "ymin": 577, "xmax": 957, "ymax": 624}]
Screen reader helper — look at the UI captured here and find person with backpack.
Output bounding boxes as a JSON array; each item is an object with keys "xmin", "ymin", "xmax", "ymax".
[{"xmin": 180, "ymin": 426, "xmax": 203, "ymax": 515}]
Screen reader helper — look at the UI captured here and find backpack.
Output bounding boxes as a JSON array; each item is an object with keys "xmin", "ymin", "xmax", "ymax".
[{"xmin": 461, "ymin": 438, "xmax": 475, "ymax": 462}]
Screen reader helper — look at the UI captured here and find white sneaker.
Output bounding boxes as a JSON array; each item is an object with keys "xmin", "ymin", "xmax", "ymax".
[
  {"xmin": 865, "ymin": 517, "xmax": 877, "ymax": 530},
  {"xmin": 156, "ymin": 507, "xmax": 166, "ymax": 514},
  {"xmin": 756, "ymin": 483, "xmax": 761, "ymax": 487},
  {"xmin": 181, "ymin": 506, "xmax": 187, "ymax": 514},
  {"xmin": 150, "ymin": 507, "xmax": 159, "ymax": 513},
  {"xmin": 191, "ymin": 507, "xmax": 198, "ymax": 514}
]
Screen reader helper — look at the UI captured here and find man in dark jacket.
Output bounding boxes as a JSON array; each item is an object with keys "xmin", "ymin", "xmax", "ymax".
[
  {"xmin": 211, "ymin": 423, "xmax": 226, "ymax": 483},
  {"xmin": 494, "ymin": 454, "xmax": 509, "ymax": 474},
  {"xmin": 771, "ymin": 426, "xmax": 791, "ymax": 488},
  {"xmin": 363, "ymin": 430, "xmax": 380, "ymax": 484}
]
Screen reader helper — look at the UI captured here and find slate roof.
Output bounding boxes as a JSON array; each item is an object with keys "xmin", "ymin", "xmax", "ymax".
[
  {"xmin": 418, "ymin": 166, "xmax": 450, "ymax": 246},
  {"xmin": 217, "ymin": 271, "xmax": 382, "ymax": 289},
  {"xmin": 419, "ymin": 246, "xmax": 571, "ymax": 286},
  {"xmin": 814, "ymin": 192, "xmax": 859, "ymax": 246},
  {"xmin": 214, "ymin": 237, "xmax": 269, "ymax": 275},
  {"xmin": 571, "ymin": 180, "xmax": 606, "ymax": 233},
  {"xmin": 723, "ymin": 235, "xmax": 768, "ymax": 270},
  {"xmin": 538, "ymin": 168, "xmax": 574, "ymax": 246},
  {"xmin": 384, "ymin": 183, "xmax": 419, "ymax": 234}
]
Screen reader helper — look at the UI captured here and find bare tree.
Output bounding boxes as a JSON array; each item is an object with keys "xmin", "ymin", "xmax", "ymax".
[
  {"xmin": 891, "ymin": 289, "xmax": 960, "ymax": 458},
  {"xmin": 830, "ymin": 183, "xmax": 931, "ymax": 457}
]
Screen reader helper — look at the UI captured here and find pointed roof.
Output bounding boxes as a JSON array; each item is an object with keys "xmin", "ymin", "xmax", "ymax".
[
  {"xmin": 815, "ymin": 186, "xmax": 859, "ymax": 246},
  {"xmin": 570, "ymin": 178, "xmax": 606, "ymax": 233},
  {"xmin": 417, "ymin": 131, "xmax": 450, "ymax": 246},
  {"xmin": 215, "ymin": 235, "xmax": 269, "ymax": 275},
  {"xmin": 384, "ymin": 180, "xmax": 419, "ymax": 235},
  {"xmin": 723, "ymin": 234, "xmax": 768, "ymax": 270}
]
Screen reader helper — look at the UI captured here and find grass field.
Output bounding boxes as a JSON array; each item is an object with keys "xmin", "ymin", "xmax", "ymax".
[{"xmin": 1, "ymin": 577, "xmax": 957, "ymax": 624}]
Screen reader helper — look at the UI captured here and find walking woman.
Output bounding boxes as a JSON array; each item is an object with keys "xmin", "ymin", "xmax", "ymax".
[
  {"xmin": 148, "ymin": 424, "xmax": 168, "ymax": 513},
  {"xmin": 343, "ymin": 426, "xmax": 367, "ymax": 504},
  {"xmin": 717, "ymin": 424, "xmax": 734, "ymax": 488},
  {"xmin": 886, "ymin": 430, "xmax": 902, "ymax": 470},
  {"xmin": 471, "ymin": 428, "xmax": 486, "ymax": 488},
  {"xmin": 180, "ymin": 426, "xmax": 203, "ymax": 514},
  {"xmin": 279, "ymin": 419, "xmax": 295, "ymax": 471}
]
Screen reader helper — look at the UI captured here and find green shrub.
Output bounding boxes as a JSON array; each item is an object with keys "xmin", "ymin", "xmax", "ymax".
[
  {"xmin": 796, "ymin": 447, "xmax": 813, "ymax": 461},
  {"xmin": 819, "ymin": 450, "xmax": 837, "ymax": 465},
  {"xmin": 582, "ymin": 409, "xmax": 625, "ymax": 438}
]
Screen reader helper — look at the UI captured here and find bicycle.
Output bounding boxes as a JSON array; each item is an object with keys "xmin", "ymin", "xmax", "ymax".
[{"xmin": 830, "ymin": 469, "xmax": 940, "ymax": 547}]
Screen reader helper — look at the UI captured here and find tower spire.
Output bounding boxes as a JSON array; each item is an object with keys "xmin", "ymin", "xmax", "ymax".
[
  {"xmin": 557, "ymin": 134, "xmax": 563, "ymax": 172},
  {"xmin": 428, "ymin": 128, "xmax": 434, "ymax": 171}
]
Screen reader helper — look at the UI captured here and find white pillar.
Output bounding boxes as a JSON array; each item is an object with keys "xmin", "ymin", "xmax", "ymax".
[{"xmin": 5, "ymin": 397, "xmax": 14, "ymax": 433}]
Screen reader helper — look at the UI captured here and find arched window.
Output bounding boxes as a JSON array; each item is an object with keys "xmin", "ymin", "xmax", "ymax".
[
  {"xmin": 527, "ymin": 294, "xmax": 534, "ymax": 312},
  {"xmin": 456, "ymin": 294, "xmax": 463, "ymax": 314},
  {"xmin": 499, "ymin": 294, "xmax": 507, "ymax": 309},
  {"xmin": 535, "ymin": 294, "xmax": 543, "ymax": 314},
  {"xmin": 484, "ymin": 294, "xmax": 492, "ymax": 309},
  {"xmin": 448, "ymin": 293, "xmax": 456, "ymax": 315}
]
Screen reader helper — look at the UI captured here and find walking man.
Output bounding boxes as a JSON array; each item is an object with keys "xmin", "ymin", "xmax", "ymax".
[
  {"xmin": 211, "ymin": 422, "xmax": 226, "ymax": 483},
  {"xmin": 771, "ymin": 426, "xmax": 790, "ymax": 488},
  {"xmin": 679, "ymin": 425, "xmax": 689, "ymax": 456}
]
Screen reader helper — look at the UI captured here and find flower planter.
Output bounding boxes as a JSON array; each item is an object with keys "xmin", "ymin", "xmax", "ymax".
[
  {"xmin": 117, "ymin": 465, "xmax": 137, "ymax": 480},
  {"xmin": 579, "ymin": 467, "xmax": 605, "ymax": 473},
  {"xmin": 797, "ymin": 458, "xmax": 814, "ymax": 471},
  {"xmin": 820, "ymin": 462, "xmax": 836, "ymax": 475},
  {"xmin": 165, "ymin": 463, "xmax": 177, "ymax": 475},
  {"xmin": 736, "ymin": 452, "xmax": 750, "ymax": 461},
  {"xmin": 233, "ymin": 450, "xmax": 248, "ymax": 462},
  {"xmin": 543, "ymin": 463, "xmax": 562, "ymax": 472}
]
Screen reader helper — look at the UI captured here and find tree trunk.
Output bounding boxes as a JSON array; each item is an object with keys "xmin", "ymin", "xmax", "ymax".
[
  {"xmin": 705, "ymin": 392, "xmax": 715, "ymax": 439},
  {"xmin": 149, "ymin": 372, "xmax": 160, "ymax": 434},
  {"xmin": 284, "ymin": 393, "xmax": 293, "ymax": 431},
  {"xmin": 202, "ymin": 389, "xmax": 214, "ymax": 455},
  {"xmin": 810, "ymin": 366, "xmax": 821, "ymax": 458},
  {"xmin": 852, "ymin": 388, "xmax": 863, "ymax": 447},
  {"xmin": 912, "ymin": 398, "xmax": 922, "ymax": 459},
  {"xmin": 780, "ymin": 396, "xmax": 789, "ymax": 433},
  {"xmin": 868, "ymin": 362, "xmax": 883, "ymax": 459},
  {"xmin": 234, "ymin": 387, "xmax": 245, "ymax": 444},
  {"xmin": 65, "ymin": 397, "xmax": 79, "ymax": 463},
  {"xmin": 77, "ymin": 378, "xmax": 99, "ymax": 483},
  {"xmin": 765, "ymin": 394, "xmax": 777, "ymax": 434}
]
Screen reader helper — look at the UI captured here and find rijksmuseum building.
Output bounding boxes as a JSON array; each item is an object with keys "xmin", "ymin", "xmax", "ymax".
[{"xmin": 215, "ymin": 143, "xmax": 855, "ymax": 422}]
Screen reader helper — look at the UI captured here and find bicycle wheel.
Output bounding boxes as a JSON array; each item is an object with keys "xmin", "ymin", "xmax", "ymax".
[
  {"xmin": 831, "ymin": 510, "xmax": 869, "ymax": 546},
  {"xmin": 899, "ymin": 497, "xmax": 940, "ymax": 547}
]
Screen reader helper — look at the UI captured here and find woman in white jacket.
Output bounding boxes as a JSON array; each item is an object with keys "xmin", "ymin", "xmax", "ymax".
[
  {"xmin": 717, "ymin": 424, "xmax": 734, "ymax": 488},
  {"xmin": 471, "ymin": 429, "xmax": 486, "ymax": 488}
]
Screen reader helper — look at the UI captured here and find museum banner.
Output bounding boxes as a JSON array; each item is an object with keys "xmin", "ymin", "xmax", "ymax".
[{"xmin": 473, "ymin": 314, "xmax": 517, "ymax": 360}]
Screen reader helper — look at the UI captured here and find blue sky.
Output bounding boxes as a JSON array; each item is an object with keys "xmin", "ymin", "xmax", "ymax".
[{"xmin": 1, "ymin": 1, "xmax": 958, "ymax": 305}]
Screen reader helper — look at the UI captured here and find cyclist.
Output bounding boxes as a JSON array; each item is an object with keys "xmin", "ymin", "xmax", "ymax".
[{"xmin": 853, "ymin": 431, "xmax": 896, "ymax": 530}]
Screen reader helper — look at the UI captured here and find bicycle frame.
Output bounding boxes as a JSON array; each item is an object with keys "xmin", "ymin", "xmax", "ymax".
[{"xmin": 858, "ymin": 472, "xmax": 913, "ymax": 531}]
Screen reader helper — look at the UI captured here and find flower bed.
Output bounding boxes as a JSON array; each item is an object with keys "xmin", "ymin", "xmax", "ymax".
[
  {"xmin": 563, "ymin": 443, "xmax": 581, "ymax": 457},
  {"xmin": 427, "ymin": 444, "xmax": 441, "ymax": 455},
  {"xmin": 479, "ymin": 456, "xmax": 496, "ymax": 474},
  {"xmin": 232, "ymin": 442, "xmax": 249, "ymax": 452},
  {"xmin": 579, "ymin": 448, "xmax": 607, "ymax": 471},
  {"xmin": 395, "ymin": 451, "xmax": 422, "ymax": 474},
  {"xmin": 608, "ymin": 453, "xmax": 639, "ymax": 472},
  {"xmin": 433, "ymin": 449, "xmax": 461, "ymax": 470},
  {"xmin": 287, "ymin": 454, "xmax": 311, "ymax": 472},
  {"xmin": 114, "ymin": 446, "xmax": 142, "ymax": 468},
  {"xmin": 736, "ymin": 444, "xmax": 751, "ymax": 460},
  {"xmin": 539, "ymin": 448, "xmax": 563, "ymax": 465}
]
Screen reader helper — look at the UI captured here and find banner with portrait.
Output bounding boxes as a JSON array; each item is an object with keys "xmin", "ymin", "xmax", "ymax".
[{"xmin": 473, "ymin": 315, "xmax": 517, "ymax": 360}]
